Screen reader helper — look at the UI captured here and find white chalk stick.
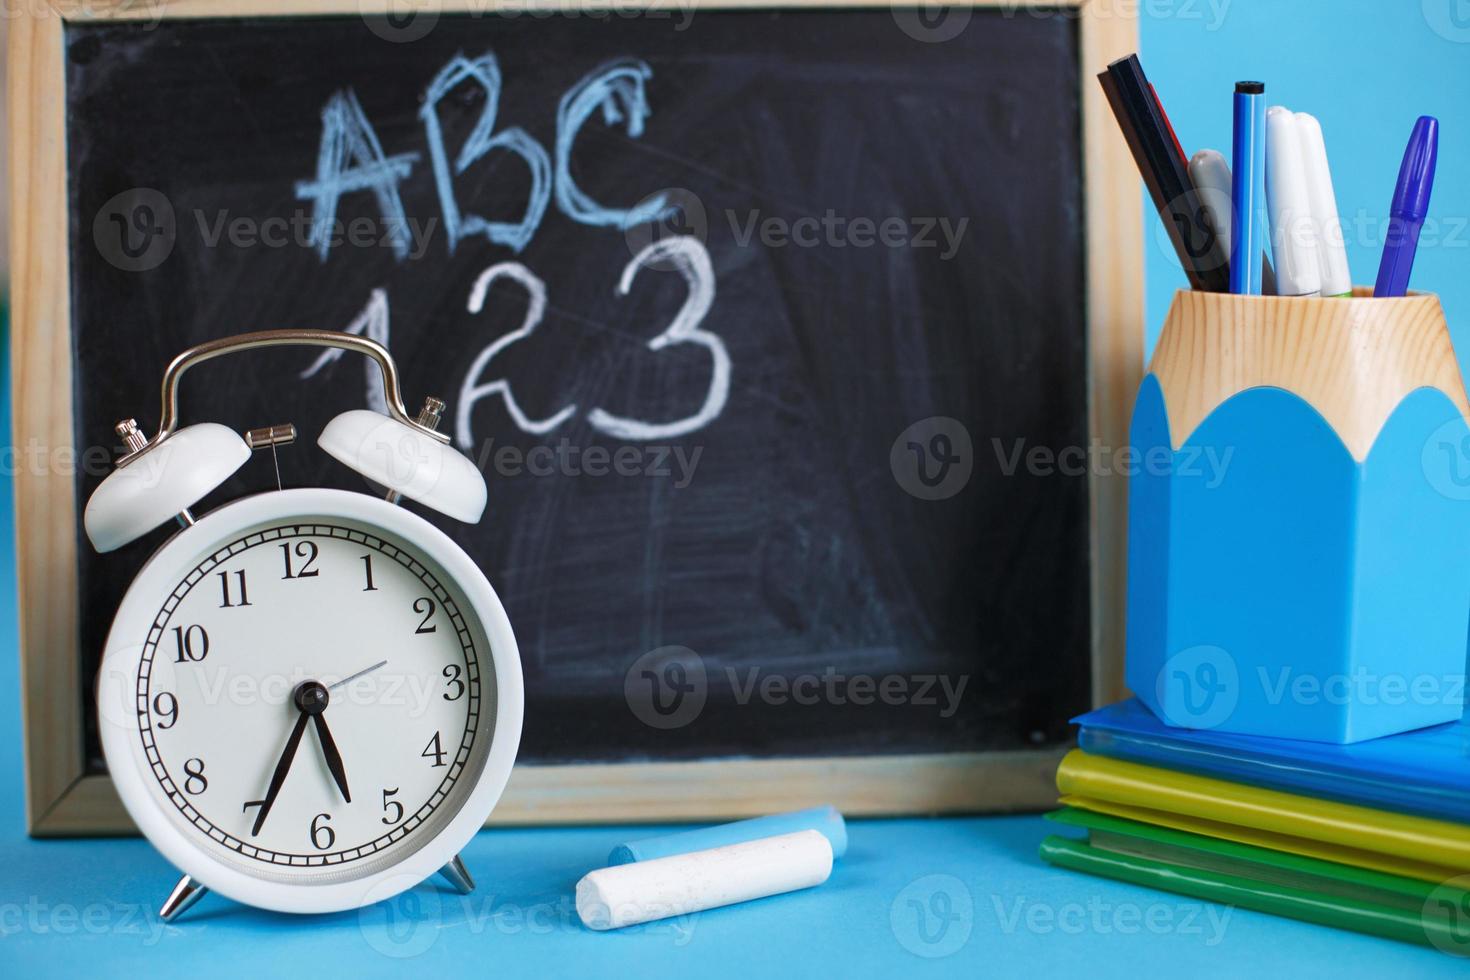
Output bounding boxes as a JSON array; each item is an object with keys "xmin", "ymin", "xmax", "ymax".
[{"xmin": 576, "ymin": 829, "xmax": 834, "ymax": 930}]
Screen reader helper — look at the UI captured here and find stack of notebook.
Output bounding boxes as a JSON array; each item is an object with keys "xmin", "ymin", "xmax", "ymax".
[{"xmin": 1041, "ymin": 699, "xmax": 1470, "ymax": 950}]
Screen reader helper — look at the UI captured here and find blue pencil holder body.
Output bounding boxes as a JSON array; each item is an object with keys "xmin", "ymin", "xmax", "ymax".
[{"xmin": 1127, "ymin": 289, "xmax": 1470, "ymax": 744}]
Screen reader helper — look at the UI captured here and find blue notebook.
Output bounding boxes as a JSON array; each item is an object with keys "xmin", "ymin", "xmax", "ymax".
[{"xmin": 1075, "ymin": 699, "xmax": 1470, "ymax": 824}]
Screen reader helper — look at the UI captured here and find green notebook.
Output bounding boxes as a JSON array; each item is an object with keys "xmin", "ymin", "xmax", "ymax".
[{"xmin": 1041, "ymin": 807, "xmax": 1470, "ymax": 952}]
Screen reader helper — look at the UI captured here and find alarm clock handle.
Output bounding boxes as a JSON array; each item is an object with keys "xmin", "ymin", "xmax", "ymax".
[
  {"xmin": 140, "ymin": 328, "xmax": 447, "ymax": 460},
  {"xmin": 87, "ymin": 327, "xmax": 486, "ymax": 553}
]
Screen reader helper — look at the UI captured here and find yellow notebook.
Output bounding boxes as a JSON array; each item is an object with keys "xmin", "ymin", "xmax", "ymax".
[
  {"xmin": 1056, "ymin": 750, "xmax": 1470, "ymax": 878},
  {"xmin": 1057, "ymin": 796, "xmax": 1463, "ymax": 883}
]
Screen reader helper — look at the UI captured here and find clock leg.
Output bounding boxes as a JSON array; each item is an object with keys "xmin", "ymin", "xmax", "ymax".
[
  {"xmin": 438, "ymin": 854, "xmax": 475, "ymax": 895},
  {"xmin": 159, "ymin": 874, "xmax": 209, "ymax": 922}
]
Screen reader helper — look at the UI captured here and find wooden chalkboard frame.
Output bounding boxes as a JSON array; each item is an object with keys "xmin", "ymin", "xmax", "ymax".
[{"xmin": 10, "ymin": 0, "xmax": 1142, "ymax": 835}]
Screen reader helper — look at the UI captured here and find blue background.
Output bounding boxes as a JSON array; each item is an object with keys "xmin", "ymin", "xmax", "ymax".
[{"xmin": 4, "ymin": 2, "xmax": 1470, "ymax": 975}]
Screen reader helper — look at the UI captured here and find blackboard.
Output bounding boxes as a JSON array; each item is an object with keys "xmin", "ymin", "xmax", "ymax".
[{"xmin": 15, "ymin": 2, "xmax": 1142, "ymax": 828}]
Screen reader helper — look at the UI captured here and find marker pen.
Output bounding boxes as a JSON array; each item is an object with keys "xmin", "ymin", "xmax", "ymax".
[
  {"xmin": 1098, "ymin": 55, "xmax": 1231, "ymax": 292},
  {"xmin": 1265, "ymin": 106, "xmax": 1321, "ymax": 297},
  {"xmin": 1375, "ymin": 115, "xmax": 1439, "ymax": 298},
  {"xmin": 1230, "ymin": 82, "xmax": 1267, "ymax": 294},
  {"xmin": 1189, "ymin": 149, "xmax": 1233, "ymax": 257},
  {"xmin": 1295, "ymin": 113, "xmax": 1352, "ymax": 297}
]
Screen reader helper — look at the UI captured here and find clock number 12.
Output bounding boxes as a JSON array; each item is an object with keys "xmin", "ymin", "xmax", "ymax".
[{"xmin": 281, "ymin": 541, "xmax": 320, "ymax": 579}]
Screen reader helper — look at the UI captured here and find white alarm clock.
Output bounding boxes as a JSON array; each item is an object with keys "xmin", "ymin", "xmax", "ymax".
[{"xmin": 85, "ymin": 329, "xmax": 523, "ymax": 919}]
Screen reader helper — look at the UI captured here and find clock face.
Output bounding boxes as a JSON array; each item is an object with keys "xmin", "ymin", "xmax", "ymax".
[{"xmin": 128, "ymin": 517, "xmax": 495, "ymax": 883}]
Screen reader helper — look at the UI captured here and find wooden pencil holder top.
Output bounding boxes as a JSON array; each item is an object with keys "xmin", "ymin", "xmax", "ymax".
[
  {"xmin": 1150, "ymin": 287, "xmax": 1470, "ymax": 459},
  {"xmin": 1127, "ymin": 288, "xmax": 1470, "ymax": 744}
]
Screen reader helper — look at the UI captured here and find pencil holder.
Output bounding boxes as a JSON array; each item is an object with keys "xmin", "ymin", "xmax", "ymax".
[{"xmin": 1127, "ymin": 288, "xmax": 1470, "ymax": 743}]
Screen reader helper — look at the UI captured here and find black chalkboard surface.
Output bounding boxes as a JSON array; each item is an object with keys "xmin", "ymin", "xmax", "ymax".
[{"xmin": 64, "ymin": 11, "xmax": 1091, "ymax": 779}]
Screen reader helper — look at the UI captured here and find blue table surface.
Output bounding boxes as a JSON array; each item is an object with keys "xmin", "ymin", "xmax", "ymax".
[{"xmin": 4, "ymin": 812, "xmax": 1468, "ymax": 978}]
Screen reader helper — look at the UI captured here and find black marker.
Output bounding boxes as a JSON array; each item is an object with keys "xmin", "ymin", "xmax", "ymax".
[{"xmin": 1098, "ymin": 54, "xmax": 1231, "ymax": 292}]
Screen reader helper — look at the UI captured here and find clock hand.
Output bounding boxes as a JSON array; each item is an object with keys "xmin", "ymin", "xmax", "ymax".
[
  {"xmin": 310, "ymin": 712, "xmax": 351, "ymax": 804},
  {"xmin": 328, "ymin": 659, "xmax": 388, "ymax": 691},
  {"xmin": 245, "ymin": 709, "xmax": 310, "ymax": 836},
  {"xmin": 244, "ymin": 680, "xmax": 330, "ymax": 836}
]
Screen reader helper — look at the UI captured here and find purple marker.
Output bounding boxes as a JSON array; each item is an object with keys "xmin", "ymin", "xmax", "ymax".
[{"xmin": 1374, "ymin": 116, "xmax": 1438, "ymax": 297}]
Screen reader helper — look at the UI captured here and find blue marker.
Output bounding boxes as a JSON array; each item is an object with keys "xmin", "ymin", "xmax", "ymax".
[
  {"xmin": 1375, "ymin": 116, "xmax": 1439, "ymax": 297},
  {"xmin": 1230, "ymin": 81, "xmax": 1267, "ymax": 294},
  {"xmin": 608, "ymin": 805, "xmax": 848, "ymax": 865}
]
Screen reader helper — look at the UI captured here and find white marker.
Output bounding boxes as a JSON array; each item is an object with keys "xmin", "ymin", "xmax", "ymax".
[
  {"xmin": 576, "ymin": 830, "xmax": 834, "ymax": 930},
  {"xmin": 1188, "ymin": 149, "xmax": 1234, "ymax": 258},
  {"xmin": 1294, "ymin": 112, "xmax": 1353, "ymax": 297},
  {"xmin": 1265, "ymin": 106, "xmax": 1321, "ymax": 297}
]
